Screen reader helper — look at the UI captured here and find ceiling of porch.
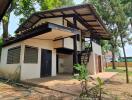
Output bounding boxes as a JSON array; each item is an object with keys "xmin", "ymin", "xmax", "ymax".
[{"xmin": 33, "ymin": 29, "xmax": 75, "ymax": 40}]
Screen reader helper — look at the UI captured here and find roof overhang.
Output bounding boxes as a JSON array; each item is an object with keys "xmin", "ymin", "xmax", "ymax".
[
  {"xmin": 0, "ymin": 0, "xmax": 12, "ymax": 21},
  {"xmin": 3, "ymin": 22, "xmax": 80, "ymax": 47},
  {"xmin": 15, "ymin": 4, "xmax": 110, "ymax": 39}
]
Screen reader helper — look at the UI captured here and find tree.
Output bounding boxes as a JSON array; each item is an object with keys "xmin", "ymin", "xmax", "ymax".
[
  {"xmin": 121, "ymin": 0, "xmax": 132, "ymax": 27},
  {"xmin": 84, "ymin": 0, "xmax": 131, "ymax": 70},
  {"xmin": 84, "ymin": 0, "xmax": 131, "ymax": 83},
  {"xmin": 37, "ymin": 0, "xmax": 74, "ymax": 10},
  {"xmin": 83, "ymin": 0, "xmax": 120, "ymax": 69},
  {"xmin": 2, "ymin": 0, "xmax": 17, "ymax": 39},
  {"xmin": 1, "ymin": 0, "xmax": 75, "ymax": 40},
  {"xmin": 14, "ymin": 0, "xmax": 36, "ymax": 24},
  {"xmin": 2, "ymin": 0, "xmax": 36, "ymax": 39}
]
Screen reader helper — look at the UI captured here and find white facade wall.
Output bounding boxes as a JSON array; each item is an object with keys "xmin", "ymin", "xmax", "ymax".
[
  {"xmin": 20, "ymin": 38, "xmax": 56, "ymax": 80},
  {"xmin": 53, "ymin": 37, "xmax": 81, "ymax": 51},
  {"xmin": 64, "ymin": 38, "xmax": 73, "ymax": 49},
  {"xmin": 0, "ymin": 42, "xmax": 21, "ymax": 79}
]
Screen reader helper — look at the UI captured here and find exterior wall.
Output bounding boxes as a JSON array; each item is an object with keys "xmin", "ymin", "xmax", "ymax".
[
  {"xmin": 53, "ymin": 40, "xmax": 63, "ymax": 48},
  {"xmin": 20, "ymin": 38, "xmax": 56, "ymax": 80},
  {"xmin": 58, "ymin": 54, "xmax": 73, "ymax": 74},
  {"xmin": 87, "ymin": 41, "xmax": 104, "ymax": 74},
  {"xmin": 87, "ymin": 52, "xmax": 96, "ymax": 74},
  {"xmin": 64, "ymin": 38, "xmax": 73, "ymax": 49},
  {"xmin": 53, "ymin": 37, "xmax": 81, "ymax": 51},
  {"xmin": 0, "ymin": 42, "xmax": 22, "ymax": 79},
  {"xmin": 92, "ymin": 42, "xmax": 102, "ymax": 55}
]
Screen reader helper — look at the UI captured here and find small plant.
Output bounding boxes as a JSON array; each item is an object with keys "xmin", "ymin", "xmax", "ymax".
[
  {"xmin": 73, "ymin": 64, "xmax": 89, "ymax": 97},
  {"xmin": 97, "ymin": 77, "xmax": 104, "ymax": 100}
]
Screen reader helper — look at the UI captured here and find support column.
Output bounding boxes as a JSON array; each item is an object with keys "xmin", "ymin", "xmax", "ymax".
[{"xmin": 73, "ymin": 35, "xmax": 78, "ymax": 73}]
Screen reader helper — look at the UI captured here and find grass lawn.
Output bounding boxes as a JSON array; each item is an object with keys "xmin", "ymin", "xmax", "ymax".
[{"xmin": 105, "ymin": 67, "xmax": 132, "ymax": 76}]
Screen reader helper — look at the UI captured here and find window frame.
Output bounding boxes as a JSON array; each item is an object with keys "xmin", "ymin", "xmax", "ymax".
[
  {"xmin": 24, "ymin": 45, "xmax": 38, "ymax": 64},
  {"xmin": 7, "ymin": 46, "xmax": 21, "ymax": 64}
]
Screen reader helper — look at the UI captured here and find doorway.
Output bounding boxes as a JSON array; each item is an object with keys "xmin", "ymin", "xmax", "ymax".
[
  {"xmin": 41, "ymin": 49, "xmax": 52, "ymax": 77},
  {"xmin": 98, "ymin": 56, "xmax": 102, "ymax": 72},
  {"xmin": 95, "ymin": 54, "xmax": 102, "ymax": 73}
]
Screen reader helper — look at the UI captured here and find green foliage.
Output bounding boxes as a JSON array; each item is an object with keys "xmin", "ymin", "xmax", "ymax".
[
  {"xmin": 105, "ymin": 67, "xmax": 132, "ymax": 76},
  {"xmin": 1, "ymin": 0, "xmax": 75, "ymax": 38},
  {"xmin": 97, "ymin": 77, "xmax": 104, "ymax": 100},
  {"xmin": 14, "ymin": 0, "xmax": 36, "ymax": 24},
  {"xmin": 73, "ymin": 64, "xmax": 88, "ymax": 80},
  {"xmin": 37, "ymin": 0, "xmax": 62, "ymax": 10},
  {"xmin": 97, "ymin": 77, "xmax": 104, "ymax": 88},
  {"xmin": 84, "ymin": 0, "xmax": 131, "ymax": 70}
]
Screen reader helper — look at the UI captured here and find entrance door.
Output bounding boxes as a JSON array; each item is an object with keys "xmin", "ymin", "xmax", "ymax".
[
  {"xmin": 41, "ymin": 49, "xmax": 52, "ymax": 77},
  {"xmin": 95, "ymin": 54, "xmax": 102, "ymax": 73},
  {"xmin": 98, "ymin": 56, "xmax": 102, "ymax": 72}
]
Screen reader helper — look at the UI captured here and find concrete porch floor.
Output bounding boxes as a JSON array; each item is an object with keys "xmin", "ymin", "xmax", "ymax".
[{"xmin": 23, "ymin": 72, "xmax": 118, "ymax": 96}]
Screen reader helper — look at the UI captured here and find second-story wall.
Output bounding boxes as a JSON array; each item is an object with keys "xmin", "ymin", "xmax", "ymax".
[
  {"xmin": 53, "ymin": 37, "xmax": 81, "ymax": 51},
  {"xmin": 92, "ymin": 41, "xmax": 102, "ymax": 55}
]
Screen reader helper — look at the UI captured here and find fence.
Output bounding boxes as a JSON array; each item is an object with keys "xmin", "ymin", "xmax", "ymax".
[{"xmin": 106, "ymin": 62, "xmax": 132, "ymax": 67}]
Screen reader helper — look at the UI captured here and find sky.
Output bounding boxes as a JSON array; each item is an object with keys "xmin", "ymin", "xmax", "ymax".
[{"xmin": 0, "ymin": 0, "xmax": 132, "ymax": 57}]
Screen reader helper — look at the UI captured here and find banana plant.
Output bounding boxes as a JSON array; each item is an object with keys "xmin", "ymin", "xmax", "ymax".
[{"xmin": 97, "ymin": 77, "xmax": 104, "ymax": 100}]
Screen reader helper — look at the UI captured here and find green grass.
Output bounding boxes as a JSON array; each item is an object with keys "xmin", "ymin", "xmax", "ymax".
[{"xmin": 105, "ymin": 67, "xmax": 132, "ymax": 76}]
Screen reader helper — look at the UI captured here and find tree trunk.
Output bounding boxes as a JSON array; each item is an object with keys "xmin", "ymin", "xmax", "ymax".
[
  {"xmin": 2, "ymin": 19, "xmax": 9, "ymax": 39},
  {"xmin": 130, "ymin": 18, "xmax": 132, "ymax": 28},
  {"xmin": 104, "ymin": 54, "xmax": 107, "ymax": 68},
  {"xmin": 120, "ymin": 35, "xmax": 129, "ymax": 83},
  {"xmin": 111, "ymin": 46, "xmax": 116, "ymax": 69}
]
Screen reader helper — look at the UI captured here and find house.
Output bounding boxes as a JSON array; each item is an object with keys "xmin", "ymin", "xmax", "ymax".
[
  {"xmin": 0, "ymin": 4, "xmax": 110, "ymax": 80},
  {"xmin": 0, "ymin": 0, "xmax": 12, "ymax": 21}
]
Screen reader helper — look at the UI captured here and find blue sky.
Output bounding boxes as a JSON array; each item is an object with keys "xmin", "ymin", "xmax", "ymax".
[{"xmin": 0, "ymin": 0, "xmax": 131, "ymax": 57}]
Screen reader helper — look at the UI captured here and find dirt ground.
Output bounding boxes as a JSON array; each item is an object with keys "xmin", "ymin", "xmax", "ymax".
[
  {"xmin": 0, "ymin": 68, "xmax": 132, "ymax": 100},
  {"xmin": 0, "ymin": 80, "xmax": 76, "ymax": 100},
  {"xmin": 102, "ymin": 73, "xmax": 132, "ymax": 100}
]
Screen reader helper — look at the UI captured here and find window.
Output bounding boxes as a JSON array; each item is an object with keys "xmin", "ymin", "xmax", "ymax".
[
  {"xmin": 24, "ymin": 46, "xmax": 38, "ymax": 63},
  {"xmin": 7, "ymin": 46, "xmax": 21, "ymax": 64}
]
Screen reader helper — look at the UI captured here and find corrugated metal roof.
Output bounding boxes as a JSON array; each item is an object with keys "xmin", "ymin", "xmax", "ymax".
[{"xmin": 16, "ymin": 4, "xmax": 110, "ymax": 39}]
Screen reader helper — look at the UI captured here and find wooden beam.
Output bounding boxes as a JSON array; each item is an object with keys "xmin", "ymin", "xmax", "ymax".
[
  {"xmin": 91, "ymin": 25, "xmax": 100, "ymax": 27},
  {"xmin": 86, "ymin": 20, "xmax": 97, "ymax": 22},
  {"xmin": 73, "ymin": 10, "xmax": 98, "ymax": 34}
]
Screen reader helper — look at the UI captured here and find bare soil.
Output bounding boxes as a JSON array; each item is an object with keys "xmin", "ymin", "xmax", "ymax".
[
  {"xmin": 0, "ymin": 80, "xmax": 76, "ymax": 100},
  {"xmin": 0, "ymin": 68, "xmax": 132, "ymax": 100},
  {"xmin": 102, "ymin": 73, "xmax": 132, "ymax": 100}
]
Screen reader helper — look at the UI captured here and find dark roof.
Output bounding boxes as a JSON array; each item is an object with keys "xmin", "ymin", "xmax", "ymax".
[
  {"xmin": 0, "ymin": 0, "xmax": 12, "ymax": 21},
  {"xmin": 16, "ymin": 4, "xmax": 110, "ymax": 39},
  {"xmin": 3, "ymin": 22, "xmax": 79, "ymax": 47}
]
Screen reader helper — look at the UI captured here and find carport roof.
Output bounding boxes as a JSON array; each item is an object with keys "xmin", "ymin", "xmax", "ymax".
[
  {"xmin": 16, "ymin": 4, "xmax": 110, "ymax": 39},
  {"xmin": 0, "ymin": 0, "xmax": 12, "ymax": 21}
]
